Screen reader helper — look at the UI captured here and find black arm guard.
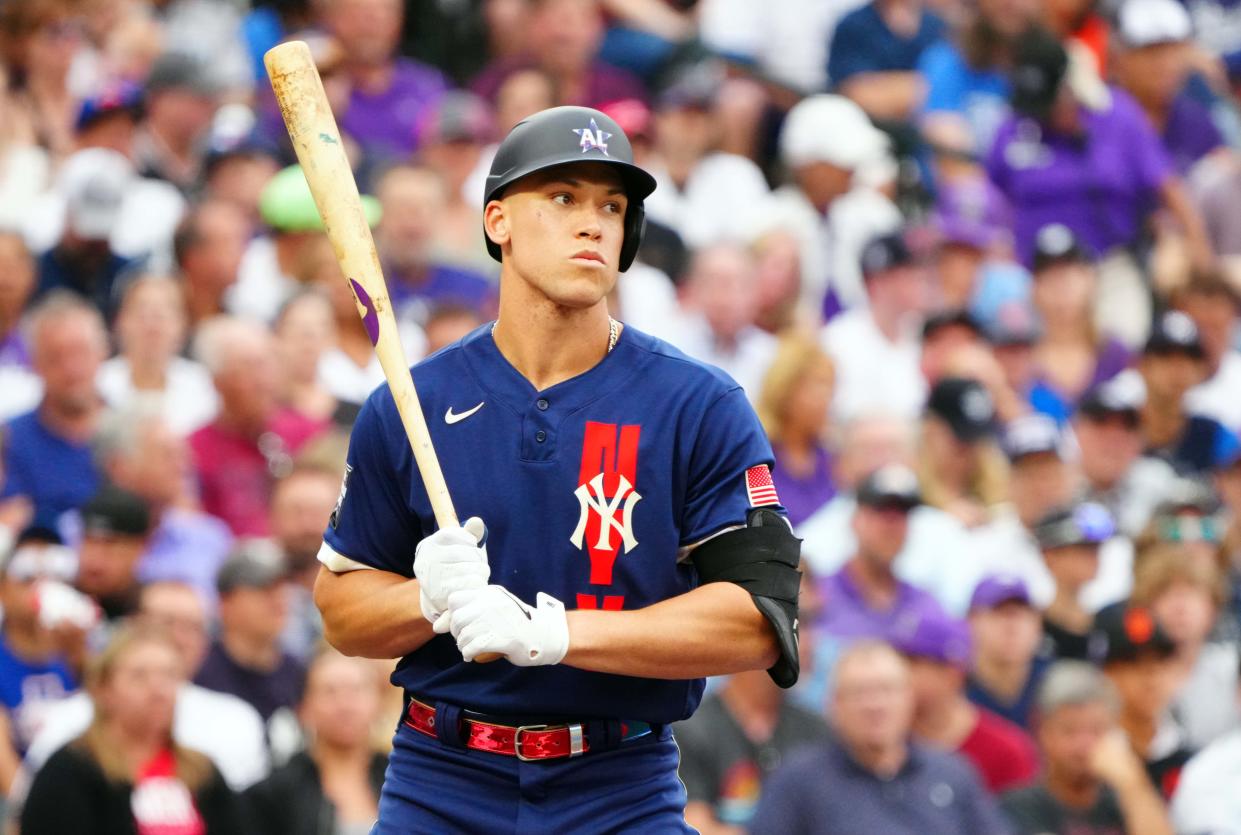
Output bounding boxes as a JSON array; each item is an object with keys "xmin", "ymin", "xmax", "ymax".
[{"xmin": 691, "ymin": 508, "xmax": 802, "ymax": 688}]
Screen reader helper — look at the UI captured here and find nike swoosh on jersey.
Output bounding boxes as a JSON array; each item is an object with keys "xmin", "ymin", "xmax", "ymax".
[{"xmin": 444, "ymin": 402, "xmax": 484, "ymax": 424}]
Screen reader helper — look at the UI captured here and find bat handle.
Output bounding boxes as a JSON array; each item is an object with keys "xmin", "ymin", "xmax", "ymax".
[{"xmin": 473, "ymin": 652, "xmax": 503, "ymax": 663}]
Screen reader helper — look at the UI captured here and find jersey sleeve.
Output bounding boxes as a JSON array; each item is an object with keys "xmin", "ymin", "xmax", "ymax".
[
  {"xmin": 319, "ymin": 391, "xmax": 423, "ymax": 575},
  {"xmin": 680, "ymin": 387, "xmax": 782, "ymax": 546}
]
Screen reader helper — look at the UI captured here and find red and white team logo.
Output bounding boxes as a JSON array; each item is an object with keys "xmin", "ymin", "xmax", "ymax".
[
  {"xmin": 571, "ymin": 422, "xmax": 641, "ymax": 610},
  {"xmin": 745, "ymin": 465, "xmax": 780, "ymax": 508}
]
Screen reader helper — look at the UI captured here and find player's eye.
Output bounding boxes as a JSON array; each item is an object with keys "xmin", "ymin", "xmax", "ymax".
[
  {"xmin": 551, "ymin": 193, "xmax": 572, "ymax": 206},
  {"xmin": 603, "ymin": 201, "xmax": 622, "ymax": 214}
]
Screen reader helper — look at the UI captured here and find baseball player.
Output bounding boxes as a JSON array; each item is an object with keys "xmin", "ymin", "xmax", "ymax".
[{"xmin": 315, "ymin": 106, "xmax": 801, "ymax": 832}]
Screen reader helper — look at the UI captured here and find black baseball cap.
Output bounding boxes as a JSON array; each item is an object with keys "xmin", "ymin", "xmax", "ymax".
[
  {"xmin": 922, "ymin": 309, "xmax": 983, "ymax": 343},
  {"xmin": 926, "ymin": 377, "xmax": 998, "ymax": 443},
  {"xmin": 81, "ymin": 486, "xmax": 152, "ymax": 538},
  {"xmin": 1144, "ymin": 311, "xmax": 1205, "ymax": 359},
  {"xmin": 216, "ymin": 541, "xmax": 288, "ymax": 595},
  {"xmin": 856, "ymin": 464, "xmax": 922, "ymax": 510},
  {"xmin": 1032, "ymin": 223, "xmax": 1092, "ymax": 272},
  {"xmin": 1090, "ymin": 602, "xmax": 1177, "ymax": 665},
  {"xmin": 1010, "ymin": 28, "xmax": 1070, "ymax": 120},
  {"xmin": 859, "ymin": 232, "xmax": 915, "ymax": 279},
  {"xmin": 1033, "ymin": 501, "xmax": 1115, "ymax": 550}
]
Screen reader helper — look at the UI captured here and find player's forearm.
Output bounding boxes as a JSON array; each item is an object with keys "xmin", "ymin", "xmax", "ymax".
[
  {"xmin": 313, "ymin": 566, "xmax": 435, "ymax": 659},
  {"xmin": 562, "ymin": 582, "xmax": 779, "ymax": 679}
]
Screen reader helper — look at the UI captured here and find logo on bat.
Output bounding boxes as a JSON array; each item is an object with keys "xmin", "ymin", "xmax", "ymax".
[{"xmin": 348, "ymin": 278, "xmax": 380, "ymax": 347}]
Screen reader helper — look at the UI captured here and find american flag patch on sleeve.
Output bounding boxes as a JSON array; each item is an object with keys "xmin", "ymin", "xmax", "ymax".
[{"xmin": 745, "ymin": 465, "xmax": 780, "ymax": 507}]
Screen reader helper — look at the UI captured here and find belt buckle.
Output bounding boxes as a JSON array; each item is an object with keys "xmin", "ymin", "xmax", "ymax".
[{"xmin": 513, "ymin": 723, "xmax": 586, "ymax": 761}]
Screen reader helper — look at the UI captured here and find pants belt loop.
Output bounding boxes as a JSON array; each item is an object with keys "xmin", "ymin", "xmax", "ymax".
[
  {"xmin": 434, "ymin": 702, "xmax": 467, "ymax": 749},
  {"xmin": 584, "ymin": 718, "xmax": 624, "ymax": 753}
]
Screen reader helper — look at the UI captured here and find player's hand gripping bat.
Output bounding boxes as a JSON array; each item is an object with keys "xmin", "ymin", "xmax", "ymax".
[{"xmin": 265, "ymin": 41, "xmax": 500, "ymax": 661}]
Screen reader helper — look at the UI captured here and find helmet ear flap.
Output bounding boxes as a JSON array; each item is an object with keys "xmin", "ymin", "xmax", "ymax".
[{"xmin": 619, "ymin": 201, "xmax": 645, "ymax": 272}]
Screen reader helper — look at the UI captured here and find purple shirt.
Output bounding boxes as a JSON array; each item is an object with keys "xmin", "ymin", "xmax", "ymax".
[
  {"xmin": 137, "ymin": 508, "xmax": 233, "ymax": 606},
  {"xmin": 987, "ymin": 88, "xmax": 1172, "ymax": 266},
  {"xmin": 471, "ymin": 57, "xmax": 647, "ymax": 108},
  {"xmin": 817, "ymin": 562, "xmax": 946, "ymax": 642},
  {"xmin": 1163, "ymin": 90, "xmax": 1224, "ymax": 175},
  {"xmin": 0, "ymin": 330, "xmax": 30, "ymax": 368},
  {"xmin": 770, "ymin": 445, "xmax": 836, "ymax": 527},
  {"xmin": 341, "ymin": 58, "xmax": 449, "ymax": 162},
  {"xmin": 387, "ymin": 262, "xmax": 498, "ymax": 320}
]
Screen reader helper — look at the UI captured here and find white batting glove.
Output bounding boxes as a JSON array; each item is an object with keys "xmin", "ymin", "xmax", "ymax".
[
  {"xmin": 413, "ymin": 517, "xmax": 489, "ymax": 629},
  {"xmin": 34, "ymin": 581, "xmax": 100, "ymax": 631},
  {"xmin": 444, "ymin": 585, "xmax": 570, "ymax": 667}
]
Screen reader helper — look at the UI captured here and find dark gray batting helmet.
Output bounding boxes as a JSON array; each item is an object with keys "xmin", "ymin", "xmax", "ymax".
[{"xmin": 483, "ymin": 105, "xmax": 657, "ymax": 272}]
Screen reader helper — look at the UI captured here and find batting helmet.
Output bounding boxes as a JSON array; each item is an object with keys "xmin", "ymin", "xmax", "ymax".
[{"xmin": 483, "ymin": 105, "xmax": 657, "ymax": 272}]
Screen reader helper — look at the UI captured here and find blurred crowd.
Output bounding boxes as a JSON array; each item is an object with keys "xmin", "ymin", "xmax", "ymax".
[{"xmin": 1, "ymin": 0, "xmax": 1241, "ymax": 832}]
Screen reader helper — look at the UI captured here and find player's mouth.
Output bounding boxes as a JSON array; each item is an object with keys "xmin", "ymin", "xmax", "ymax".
[{"xmin": 570, "ymin": 250, "xmax": 606, "ymax": 266}]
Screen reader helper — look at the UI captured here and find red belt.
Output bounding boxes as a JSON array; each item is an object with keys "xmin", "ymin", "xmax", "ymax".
[{"xmin": 403, "ymin": 699, "xmax": 650, "ymax": 761}]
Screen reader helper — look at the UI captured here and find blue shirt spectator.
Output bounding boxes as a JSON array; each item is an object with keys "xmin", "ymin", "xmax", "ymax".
[
  {"xmin": 828, "ymin": 2, "xmax": 946, "ymax": 87},
  {"xmin": 919, "ymin": 41, "xmax": 1011, "ymax": 149}
]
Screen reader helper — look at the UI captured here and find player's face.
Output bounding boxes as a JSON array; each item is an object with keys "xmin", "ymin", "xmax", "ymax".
[{"xmin": 492, "ymin": 163, "xmax": 628, "ymax": 309}]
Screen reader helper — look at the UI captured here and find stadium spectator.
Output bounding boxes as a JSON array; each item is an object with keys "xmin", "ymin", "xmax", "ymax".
[
  {"xmin": 1177, "ymin": 270, "xmax": 1241, "ymax": 432},
  {"xmin": 1025, "ymin": 224, "xmax": 1131, "ymax": 422},
  {"xmin": 1, "ymin": 292, "xmax": 105, "ymax": 525},
  {"xmin": 895, "ymin": 606, "xmax": 1040, "ymax": 793},
  {"xmin": 414, "ymin": 91, "xmax": 496, "ymax": 268},
  {"xmin": 1093, "ymin": 603, "xmax": 1194, "ymax": 800},
  {"xmin": 965, "ymin": 575, "xmax": 1049, "ymax": 729},
  {"xmin": 0, "ymin": 231, "xmax": 40, "ymax": 421},
  {"xmin": 1132, "ymin": 544, "xmax": 1240, "ymax": 749},
  {"xmin": 676, "ymin": 667, "xmax": 829, "ymax": 833},
  {"xmin": 674, "ymin": 242, "xmax": 776, "ymax": 402},
  {"xmin": 1112, "ymin": 0, "xmax": 1228, "ymax": 177},
  {"xmin": 1034, "ymin": 501, "xmax": 1115, "ymax": 660},
  {"xmin": 917, "ymin": 376, "xmax": 1005, "ymax": 528},
  {"xmin": 71, "ymin": 82, "xmax": 140, "ymax": 159},
  {"xmin": 319, "ymin": 0, "xmax": 448, "ymax": 163},
  {"xmin": 773, "ymin": 95, "xmax": 902, "ymax": 316},
  {"xmin": 97, "ymin": 274, "xmax": 218, "ymax": 436},
  {"xmin": 986, "ymin": 29, "xmax": 1213, "ymax": 274},
  {"xmin": 244, "ymin": 648, "xmax": 387, "ymax": 834},
  {"xmin": 270, "ymin": 464, "xmax": 339, "ymax": 662},
  {"xmin": 32, "ymin": 149, "xmax": 138, "ymax": 322},
  {"xmin": 194, "ymin": 543, "xmax": 306, "ymax": 724},
  {"xmin": 821, "ymin": 232, "xmax": 927, "ymax": 422},
  {"xmin": 641, "ymin": 64, "xmax": 772, "ymax": 250},
  {"xmin": 930, "ymin": 177, "xmax": 1015, "ymax": 313},
  {"xmin": 20, "ymin": 625, "xmax": 245, "ymax": 833},
  {"xmin": 22, "ymin": 581, "xmax": 271, "ymax": 792},
  {"xmin": 0, "ymin": 0, "xmax": 86, "ymax": 160},
  {"xmin": 1001, "ymin": 660, "xmax": 1174, "ymax": 835},
  {"xmin": 134, "ymin": 53, "xmax": 222, "ymax": 193},
  {"xmin": 1074, "ymin": 376, "xmax": 1176, "ymax": 539},
  {"xmin": 0, "ymin": 527, "xmax": 82, "ymax": 758},
  {"xmin": 93, "ymin": 406, "xmax": 232, "ymax": 603},
  {"xmin": 471, "ymin": 0, "xmax": 645, "ymax": 110},
  {"xmin": 273, "ymin": 290, "xmax": 343, "ymax": 427},
  {"xmin": 74, "ymin": 485, "xmax": 153, "ymax": 624},
  {"xmin": 189, "ymin": 316, "xmax": 326, "ymax": 536},
  {"xmin": 756, "ymin": 333, "xmax": 837, "ymax": 527},
  {"xmin": 918, "ymin": 310, "xmax": 986, "ymax": 386},
  {"xmin": 917, "ymin": 0, "xmax": 1037, "ymax": 151},
  {"xmin": 174, "ymin": 200, "xmax": 251, "ymax": 328},
  {"xmin": 827, "ymin": 0, "xmax": 946, "ymax": 123},
  {"xmin": 816, "ymin": 464, "xmax": 944, "ymax": 642},
  {"xmin": 373, "ymin": 164, "xmax": 497, "ymax": 320},
  {"xmin": 1138, "ymin": 310, "xmax": 1239, "ymax": 475},
  {"xmin": 423, "ymin": 303, "xmax": 486, "ymax": 355},
  {"xmin": 751, "ymin": 640, "xmax": 1012, "ymax": 834}
]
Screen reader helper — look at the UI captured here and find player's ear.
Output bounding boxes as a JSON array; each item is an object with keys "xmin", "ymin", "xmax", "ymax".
[{"xmin": 483, "ymin": 200, "xmax": 510, "ymax": 249}]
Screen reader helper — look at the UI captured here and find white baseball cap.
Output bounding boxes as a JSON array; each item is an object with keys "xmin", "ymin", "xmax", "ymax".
[
  {"xmin": 780, "ymin": 94, "xmax": 891, "ymax": 171},
  {"xmin": 1118, "ymin": 0, "xmax": 1192, "ymax": 47},
  {"xmin": 58, "ymin": 148, "xmax": 134, "ymax": 241}
]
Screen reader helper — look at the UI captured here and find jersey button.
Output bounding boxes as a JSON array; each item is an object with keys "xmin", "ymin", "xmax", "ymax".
[
  {"xmin": 535, "ymin": 430, "xmax": 547, "ymax": 443},
  {"xmin": 536, "ymin": 398, "xmax": 549, "ymax": 411}
]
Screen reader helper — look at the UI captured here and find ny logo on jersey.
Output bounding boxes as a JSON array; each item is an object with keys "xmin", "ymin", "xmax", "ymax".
[
  {"xmin": 572, "ymin": 118, "xmax": 612, "ymax": 155},
  {"xmin": 572, "ymin": 422, "xmax": 641, "ymax": 609}
]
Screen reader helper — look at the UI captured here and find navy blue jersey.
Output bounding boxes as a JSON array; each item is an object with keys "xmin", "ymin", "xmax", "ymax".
[{"xmin": 321, "ymin": 324, "xmax": 780, "ymax": 724}]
